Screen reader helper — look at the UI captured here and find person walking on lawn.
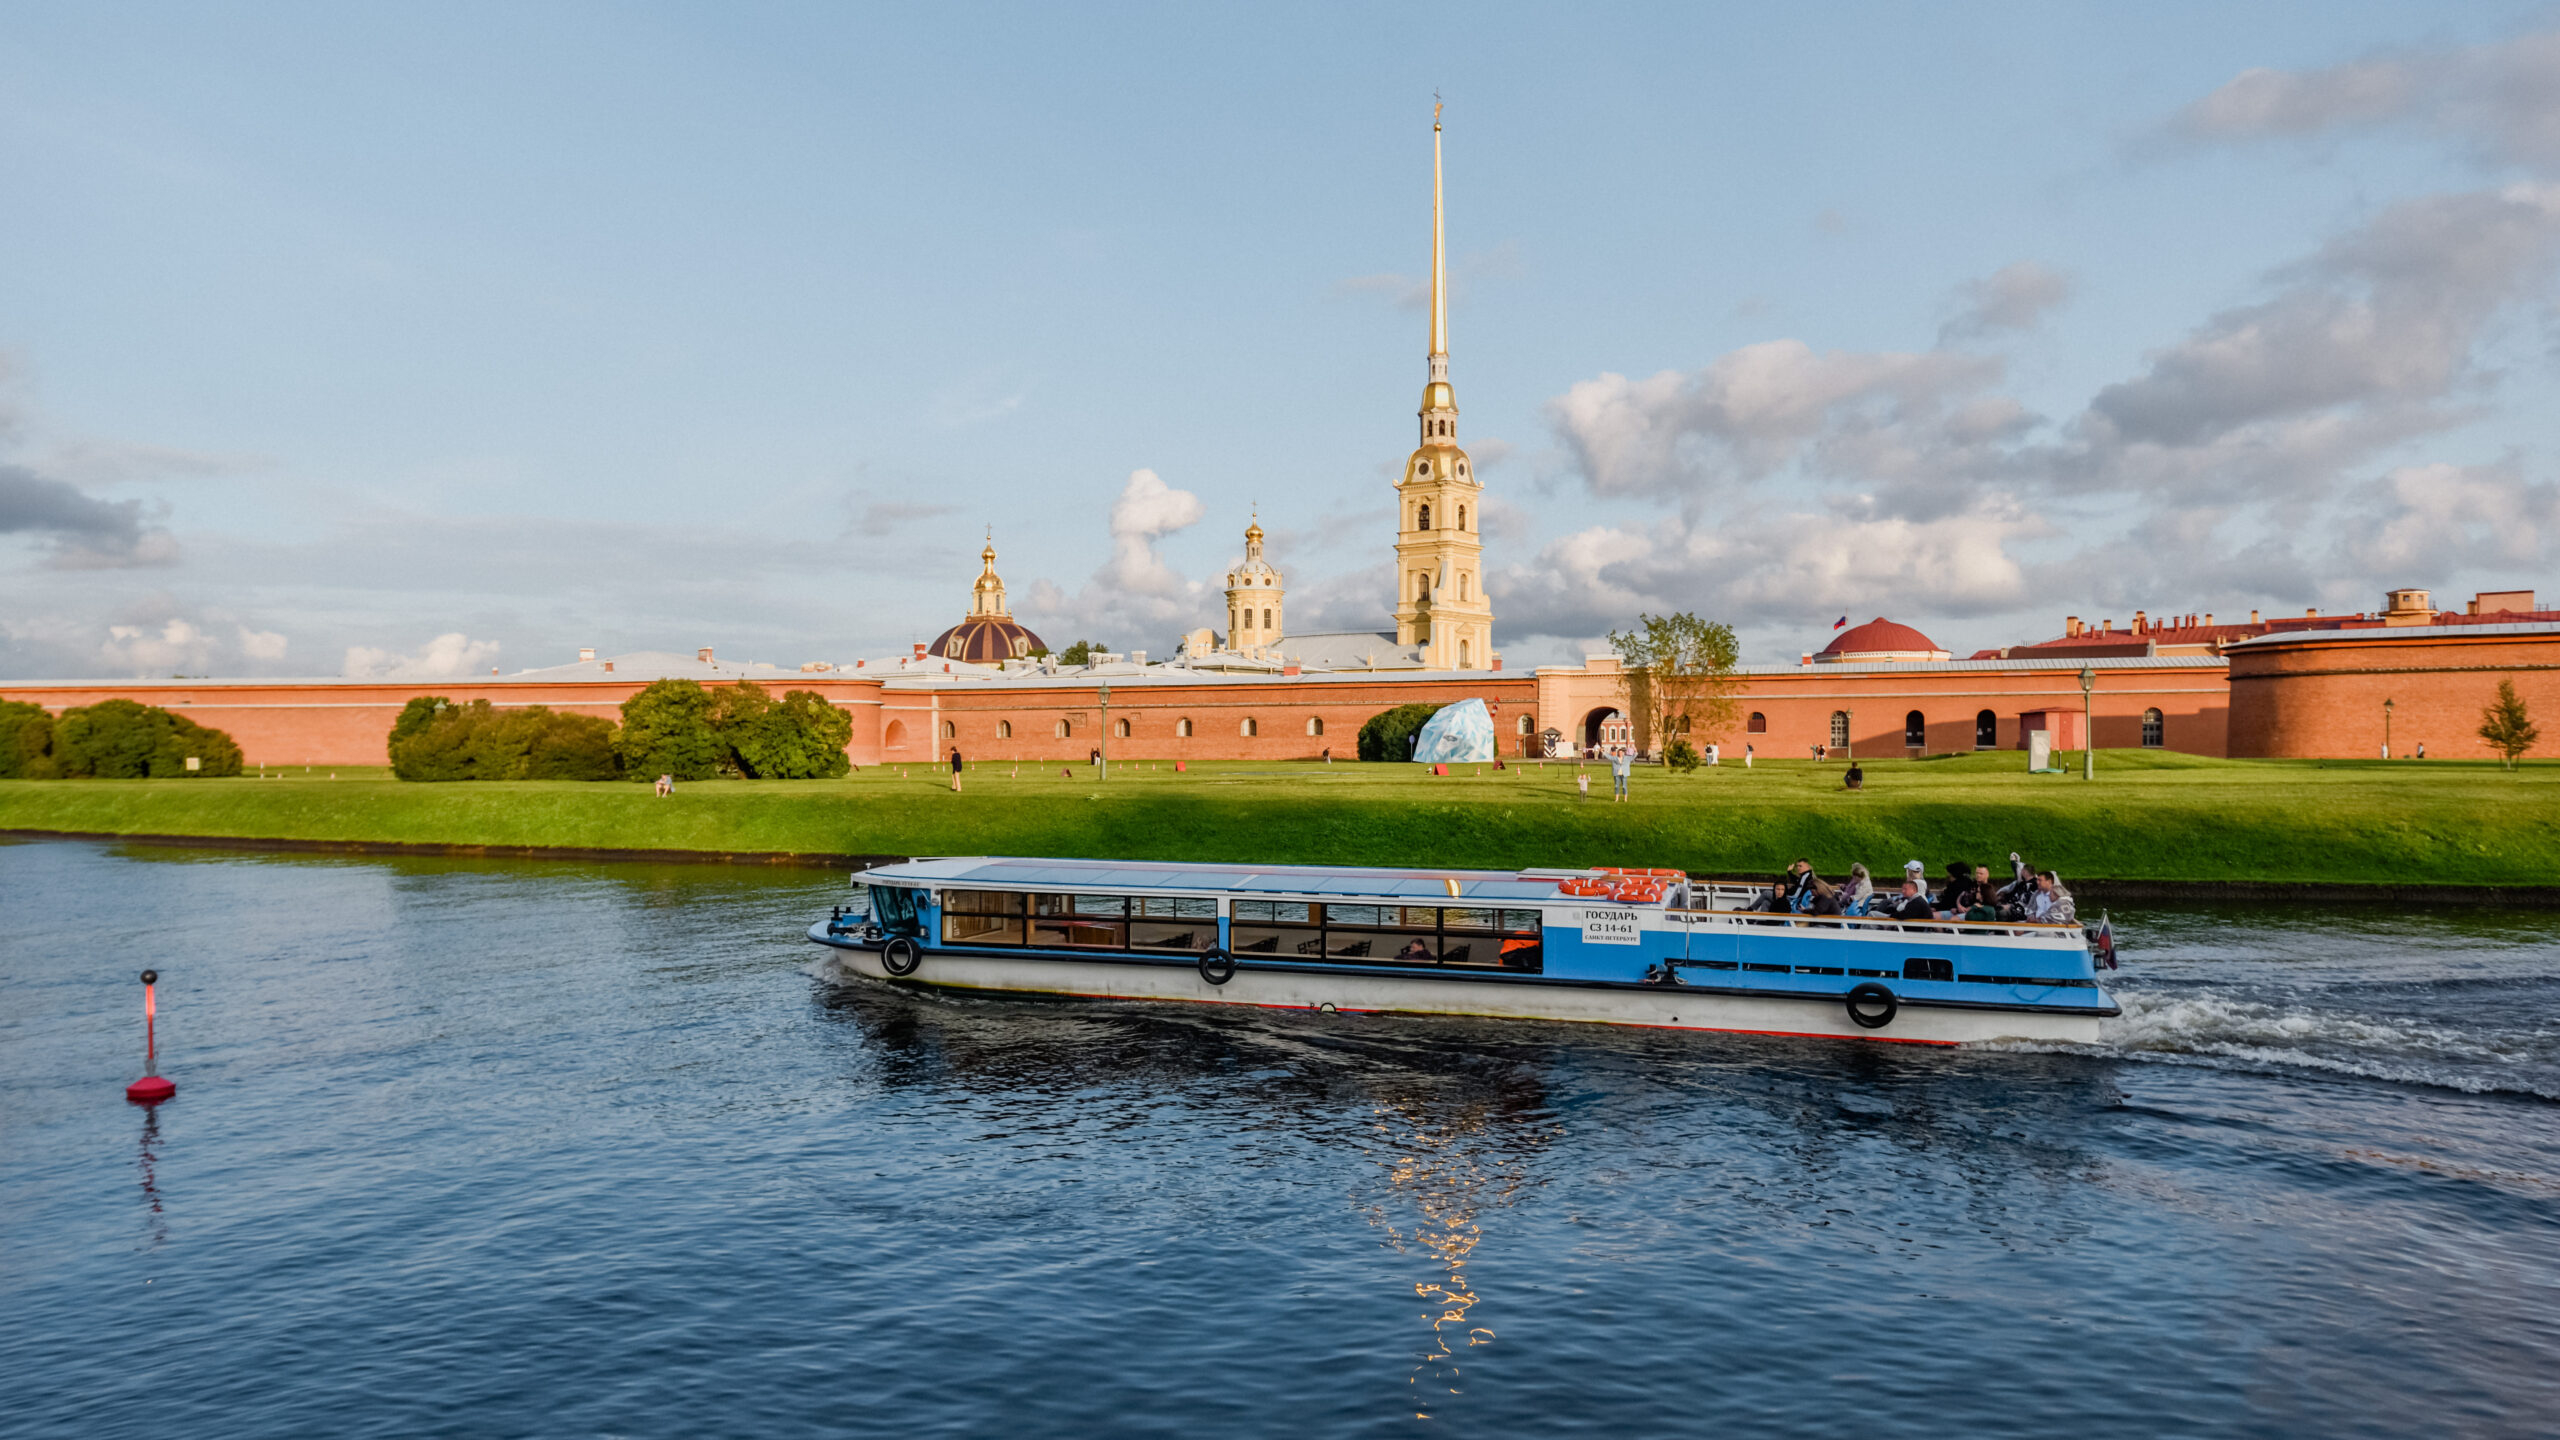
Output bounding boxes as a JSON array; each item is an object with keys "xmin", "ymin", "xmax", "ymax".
[{"xmin": 949, "ymin": 747, "xmax": 964, "ymax": 793}]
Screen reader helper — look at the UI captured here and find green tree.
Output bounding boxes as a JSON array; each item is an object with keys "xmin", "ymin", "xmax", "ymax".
[
  {"xmin": 51, "ymin": 698, "xmax": 244, "ymax": 778},
  {"xmin": 1358, "ymin": 702, "xmax": 1445, "ymax": 761},
  {"xmin": 390, "ymin": 700, "xmax": 617, "ymax": 780},
  {"xmin": 614, "ymin": 679, "xmax": 725, "ymax": 780},
  {"xmin": 0, "ymin": 699, "xmax": 57, "ymax": 778},
  {"xmin": 1608, "ymin": 611, "xmax": 1742, "ymax": 754},
  {"xmin": 705, "ymin": 681, "xmax": 854, "ymax": 779},
  {"xmin": 2479, "ymin": 678, "xmax": 2540, "ymax": 770},
  {"xmin": 388, "ymin": 696, "xmax": 452, "ymax": 757},
  {"xmin": 1665, "ymin": 737, "xmax": 1701, "ymax": 773},
  {"xmin": 1057, "ymin": 639, "xmax": 1101, "ymax": 666}
]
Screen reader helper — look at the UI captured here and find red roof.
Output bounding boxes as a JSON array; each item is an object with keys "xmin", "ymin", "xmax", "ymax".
[{"xmin": 1819, "ymin": 618, "xmax": 1943, "ymax": 657}]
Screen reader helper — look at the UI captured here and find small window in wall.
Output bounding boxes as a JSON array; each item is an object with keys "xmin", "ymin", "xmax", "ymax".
[
  {"xmin": 1829, "ymin": 712, "xmax": 1849, "ymax": 748},
  {"xmin": 1262, "ymin": 608, "xmax": 1273, "ymax": 629},
  {"xmin": 1418, "ymin": 503, "xmax": 1432, "ymax": 530},
  {"xmin": 1516, "ymin": 714, "xmax": 1534, "ymax": 736},
  {"xmin": 1904, "ymin": 710, "xmax": 1927, "ymax": 748},
  {"xmin": 1459, "ymin": 639, "xmax": 1470, "ymax": 667},
  {"xmin": 1176, "ymin": 717, "xmax": 1193, "ymax": 737},
  {"xmin": 1241, "ymin": 717, "xmax": 1258, "ymax": 737},
  {"xmin": 1054, "ymin": 719, "xmax": 1071, "ymax": 739},
  {"xmin": 2142, "ymin": 708, "xmax": 2165, "ymax": 747},
  {"xmin": 1114, "ymin": 718, "xmax": 1130, "ymax": 738},
  {"xmin": 1457, "ymin": 504, "xmax": 1467, "ymax": 530},
  {"xmin": 1306, "ymin": 717, "xmax": 1324, "ymax": 736},
  {"xmin": 1459, "ymin": 573, "xmax": 1470, "ymax": 601},
  {"xmin": 996, "ymin": 720, "xmax": 1012, "ymax": 739},
  {"xmin": 941, "ymin": 720, "xmax": 955, "ymax": 739},
  {"xmin": 1975, "ymin": 710, "xmax": 1997, "ymax": 749},
  {"xmin": 1747, "ymin": 711, "xmax": 1767, "ymax": 734}
]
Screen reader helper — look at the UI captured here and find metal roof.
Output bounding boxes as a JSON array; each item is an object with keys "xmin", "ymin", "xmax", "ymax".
[
  {"xmin": 2222, "ymin": 619, "xmax": 2560, "ymax": 647},
  {"xmin": 860, "ymin": 855, "xmax": 1568, "ymax": 902},
  {"xmin": 1735, "ymin": 655, "xmax": 2227, "ymax": 676}
]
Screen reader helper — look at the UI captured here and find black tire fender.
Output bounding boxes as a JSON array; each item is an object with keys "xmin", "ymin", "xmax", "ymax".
[
  {"xmin": 1197, "ymin": 949, "xmax": 1237, "ymax": 986},
  {"xmin": 882, "ymin": 937, "xmax": 924, "ymax": 977},
  {"xmin": 1845, "ymin": 981, "xmax": 1898, "ymax": 1030}
]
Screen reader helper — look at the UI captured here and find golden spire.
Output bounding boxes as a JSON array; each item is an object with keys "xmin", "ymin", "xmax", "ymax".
[
  {"xmin": 1430, "ymin": 97, "xmax": 1447, "ymax": 366},
  {"xmin": 972, "ymin": 533, "xmax": 1009, "ymax": 617}
]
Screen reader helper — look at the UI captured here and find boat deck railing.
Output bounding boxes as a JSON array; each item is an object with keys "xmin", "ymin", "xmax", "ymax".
[{"xmin": 1666, "ymin": 885, "xmax": 2083, "ymax": 941}]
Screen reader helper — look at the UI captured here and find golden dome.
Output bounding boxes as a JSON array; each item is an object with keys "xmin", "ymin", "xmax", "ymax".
[{"xmin": 1421, "ymin": 380, "xmax": 1456, "ymax": 412}]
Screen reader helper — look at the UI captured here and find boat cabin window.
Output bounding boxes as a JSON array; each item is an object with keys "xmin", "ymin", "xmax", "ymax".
[
  {"xmin": 1228, "ymin": 900, "xmax": 1541, "ymax": 972},
  {"xmin": 939, "ymin": 890, "xmax": 1213, "ymax": 952},
  {"xmin": 1902, "ymin": 957, "xmax": 1954, "ymax": 983},
  {"xmin": 873, "ymin": 884, "xmax": 925, "ymax": 937}
]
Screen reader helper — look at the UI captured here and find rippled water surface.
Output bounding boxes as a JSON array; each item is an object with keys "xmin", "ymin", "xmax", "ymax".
[{"xmin": 6, "ymin": 840, "xmax": 2558, "ymax": 1438}]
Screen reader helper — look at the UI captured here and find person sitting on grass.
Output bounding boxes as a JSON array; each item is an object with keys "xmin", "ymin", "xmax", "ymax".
[{"xmin": 1844, "ymin": 761, "xmax": 1864, "ymax": 790}]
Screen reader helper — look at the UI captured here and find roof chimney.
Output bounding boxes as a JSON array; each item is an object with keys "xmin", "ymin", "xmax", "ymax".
[
  {"xmin": 2203, "ymin": 613, "xmax": 2213, "ymax": 628},
  {"xmin": 2133, "ymin": 609, "xmax": 2146, "ymax": 634},
  {"xmin": 912, "ymin": 642, "xmax": 927, "ymax": 660},
  {"xmin": 578, "ymin": 647, "xmax": 596, "ymax": 662},
  {"xmin": 2065, "ymin": 616, "xmax": 2081, "ymax": 637},
  {"xmin": 697, "ymin": 647, "xmax": 715, "ymax": 664},
  {"xmin": 2249, "ymin": 609, "xmax": 2260, "ymax": 624}
]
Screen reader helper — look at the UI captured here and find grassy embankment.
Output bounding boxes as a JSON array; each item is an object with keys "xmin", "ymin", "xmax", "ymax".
[{"xmin": 3, "ymin": 750, "xmax": 2556, "ymax": 888}]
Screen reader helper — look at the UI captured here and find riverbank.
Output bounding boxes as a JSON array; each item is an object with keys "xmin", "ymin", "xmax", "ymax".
[{"xmin": 3, "ymin": 751, "xmax": 2555, "ymax": 892}]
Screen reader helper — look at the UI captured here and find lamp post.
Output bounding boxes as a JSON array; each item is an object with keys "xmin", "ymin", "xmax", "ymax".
[
  {"xmin": 2078, "ymin": 667, "xmax": 2095, "ymax": 781},
  {"xmin": 1098, "ymin": 682, "xmax": 1110, "ymax": 781},
  {"xmin": 2383, "ymin": 696, "xmax": 2394, "ymax": 760}
]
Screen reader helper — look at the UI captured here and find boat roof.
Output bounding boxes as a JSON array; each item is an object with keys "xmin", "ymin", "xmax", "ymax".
[{"xmin": 859, "ymin": 855, "xmax": 1573, "ymax": 903}]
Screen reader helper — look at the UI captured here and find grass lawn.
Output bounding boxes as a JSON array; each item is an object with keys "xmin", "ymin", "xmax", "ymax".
[{"xmin": 3, "ymin": 750, "xmax": 2555, "ymax": 888}]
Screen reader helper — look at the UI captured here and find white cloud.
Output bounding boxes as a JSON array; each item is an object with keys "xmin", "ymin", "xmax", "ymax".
[
  {"xmin": 2337, "ymin": 461, "xmax": 2560, "ymax": 578},
  {"xmin": 1017, "ymin": 468, "xmax": 1215, "ymax": 649},
  {"xmin": 342, "ymin": 633, "xmax": 502, "ymax": 679},
  {"xmin": 1941, "ymin": 261, "xmax": 2072, "ymax": 341},
  {"xmin": 237, "ymin": 626, "xmax": 289, "ymax": 661},
  {"xmin": 2170, "ymin": 33, "xmax": 2560, "ymax": 174}
]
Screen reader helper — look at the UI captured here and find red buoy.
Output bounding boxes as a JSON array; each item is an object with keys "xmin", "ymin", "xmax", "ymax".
[{"xmin": 124, "ymin": 969, "xmax": 176, "ymax": 1105}]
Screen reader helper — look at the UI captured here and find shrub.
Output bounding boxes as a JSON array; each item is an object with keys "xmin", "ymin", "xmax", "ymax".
[
  {"xmin": 1357, "ymin": 702, "xmax": 1445, "ymax": 762},
  {"xmin": 388, "ymin": 696, "xmax": 451, "ymax": 755},
  {"xmin": 706, "ymin": 681, "xmax": 853, "ymax": 779},
  {"xmin": 390, "ymin": 700, "xmax": 618, "ymax": 781},
  {"xmin": 0, "ymin": 699, "xmax": 57, "ymax": 778},
  {"xmin": 615, "ymin": 679, "xmax": 725, "ymax": 781},
  {"xmin": 1666, "ymin": 738, "xmax": 1701, "ymax": 773},
  {"xmin": 51, "ymin": 698, "xmax": 244, "ymax": 778}
]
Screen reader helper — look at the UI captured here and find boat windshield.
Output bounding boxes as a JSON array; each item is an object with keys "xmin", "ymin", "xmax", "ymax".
[{"xmin": 872, "ymin": 884, "xmax": 924, "ymax": 937}]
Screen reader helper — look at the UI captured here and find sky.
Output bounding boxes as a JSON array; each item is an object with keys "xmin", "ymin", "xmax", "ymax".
[{"xmin": 6, "ymin": 1, "xmax": 2560, "ymax": 679}]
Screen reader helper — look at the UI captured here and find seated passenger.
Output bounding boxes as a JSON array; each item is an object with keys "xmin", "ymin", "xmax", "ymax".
[
  {"xmin": 1396, "ymin": 938, "xmax": 1433, "ymax": 962},
  {"xmin": 2026, "ymin": 870, "xmax": 2077, "ymax": 925},
  {"xmin": 1934, "ymin": 862, "xmax": 1974, "ymax": 918},
  {"xmin": 1963, "ymin": 896, "xmax": 2001, "ymax": 923},
  {"xmin": 1882, "ymin": 879, "xmax": 1935, "ymax": 921},
  {"xmin": 1806, "ymin": 878, "xmax": 1843, "ymax": 916},
  {"xmin": 1842, "ymin": 863, "xmax": 1875, "ymax": 915}
]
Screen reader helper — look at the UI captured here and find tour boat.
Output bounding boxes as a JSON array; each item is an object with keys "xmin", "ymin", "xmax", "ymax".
[{"xmin": 805, "ymin": 857, "xmax": 2120, "ymax": 1046}]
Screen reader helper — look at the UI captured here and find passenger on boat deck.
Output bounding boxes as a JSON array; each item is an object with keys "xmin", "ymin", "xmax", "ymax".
[
  {"xmin": 1744, "ymin": 876, "xmax": 1792, "ymax": 913},
  {"xmin": 1806, "ymin": 877, "xmax": 1843, "ymax": 916},
  {"xmin": 1882, "ymin": 879, "xmax": 1936, "ymax": 921},
  {"xmin": 1934, "ymin": 862, "xmax": 1974, "ymax": 917},
  {"xmin": 1783, "ymin": 859, "xmax": 1818, "ymax": 911},
  {"xmin": 1994, "ymin": 853, "xmax": 2036, "ymax": 911},
  {"xmin": 2027, "ymin": 871, "xmax": 2077, "ymax": 925},
  {"xmin": 1963, "ymin": 895, "xmax": 2002, "ymax": 923},
  {"xmin": 1843, "ymin": 863, "xmax": 1874, "ymax": 915}
]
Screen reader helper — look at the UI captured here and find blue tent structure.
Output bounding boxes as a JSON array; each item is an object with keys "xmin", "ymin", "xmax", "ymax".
[{"xmin": 1410, "ymin": 698, "xmax": 1495, "ymax": 764}]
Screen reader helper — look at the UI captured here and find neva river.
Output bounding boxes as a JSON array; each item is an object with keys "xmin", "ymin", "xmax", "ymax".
[{"xmin": 6, "ymin": 840, "xmax": 2557, "ymax": 1438}]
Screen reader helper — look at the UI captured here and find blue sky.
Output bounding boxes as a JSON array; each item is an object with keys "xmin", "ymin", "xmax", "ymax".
[{"xmin": 5, "ymin": 1, "xmax": 2559, "ymax": 678}]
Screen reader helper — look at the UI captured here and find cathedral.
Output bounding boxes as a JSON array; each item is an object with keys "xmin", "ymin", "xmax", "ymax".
[{"xmin": 942, "ymin": 110, "xmax": 1499, "ymax": 674}]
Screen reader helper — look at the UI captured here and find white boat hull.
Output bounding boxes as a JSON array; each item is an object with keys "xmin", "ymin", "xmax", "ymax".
[{"xmin": 815, "ymin": 942, "xmax": 2105, "ymax": 1047}]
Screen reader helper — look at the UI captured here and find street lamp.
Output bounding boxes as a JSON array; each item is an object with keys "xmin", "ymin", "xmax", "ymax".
[
  {"xmin": 1097, "ymin": 682, "xmax": 1110, "ymax": 780},
  {"xmin": 2383, "ymin": 696, "xmax": 2394, "ymax": 760},
  {"xmin": 2078, "ymin": 667, "xmax": 2095, "ymax": 781}
]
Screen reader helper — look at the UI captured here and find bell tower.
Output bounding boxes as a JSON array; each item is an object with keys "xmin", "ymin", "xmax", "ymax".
[
  {"xmin": 1390, "ymin": 102, "xmax": 1493, "ymax": 670},
  {"xmin": 1224, "ymin": 514, "xmax": 1285, "ymax": 658}
]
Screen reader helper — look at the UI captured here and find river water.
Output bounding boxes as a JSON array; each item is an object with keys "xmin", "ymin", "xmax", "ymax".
[{"xmin": 5, "ymin": 839, "xmax": 2556, "ymax": 1438}]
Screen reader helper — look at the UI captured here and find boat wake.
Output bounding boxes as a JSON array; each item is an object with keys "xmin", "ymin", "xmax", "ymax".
[{"xmin": 1988, "ymin": 989, "xmax": 2560, "ymax": 1101}]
